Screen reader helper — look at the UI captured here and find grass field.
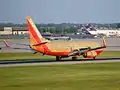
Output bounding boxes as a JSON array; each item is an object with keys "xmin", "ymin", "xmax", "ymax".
[
  {"xmin": 0, "ymin": 52, "xmax": 55, "ymax": 60},
  {"xmin": 0, "ymin": 62, "xmax": 120, "ymax": 90},
  {"xmin": 0, "ymin": 51, "xmax": 120, "ymax": 60}
]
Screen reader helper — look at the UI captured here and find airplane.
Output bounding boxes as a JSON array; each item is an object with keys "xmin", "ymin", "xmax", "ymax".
[
  {"xmin": 87, "ymin": 28, "xmax": 120, "ymax": 37},
  {"xmin": 26, "ymin": 16, "xmax": 106, "ymax": 60}
]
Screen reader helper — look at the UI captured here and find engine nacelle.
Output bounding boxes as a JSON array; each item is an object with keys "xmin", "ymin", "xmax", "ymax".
[{"xmin": 83, "ymin": 51, "xmax": 97, "ymax": 58}]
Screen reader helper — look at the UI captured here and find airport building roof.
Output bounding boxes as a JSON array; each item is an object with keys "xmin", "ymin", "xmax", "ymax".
[{"xmin": 12, "ymin": 27, "xmax": 28, "ymax": 31}]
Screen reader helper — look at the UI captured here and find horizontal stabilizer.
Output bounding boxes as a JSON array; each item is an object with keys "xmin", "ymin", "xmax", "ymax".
[{"xmin": 32, "ymin": 41, "xmax": 48, "ymax": 46}]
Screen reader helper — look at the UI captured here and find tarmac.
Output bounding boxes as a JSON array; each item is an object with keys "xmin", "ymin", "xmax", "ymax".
[{"xmin": 0, "ymin": 59, "xmax": 120, "ymax": 67}]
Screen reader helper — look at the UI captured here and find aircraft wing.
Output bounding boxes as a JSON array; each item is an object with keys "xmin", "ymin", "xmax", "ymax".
[
  {"xmin": 69, "ymin": 37, "xmax": 106, "ymax": 56},
  {"xmin": 0, "ymin": 44, "xmax": 31, "ymax": 51},
  {"xmin": 68, "ymin": 47, "xmax": 91, "ymax": 56},
  {"xmin": 4, "ymin": 40, "xmax": 29, "ymax": 46},
  {"xmin": 68, "ymin": 46, "xmax": 105, "ymax": 56}
]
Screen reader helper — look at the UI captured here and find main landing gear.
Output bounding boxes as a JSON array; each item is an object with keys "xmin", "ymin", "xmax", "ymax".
[
  {"xmin": 56, "ymin": 56, "xmax": 61, "ymax": 61},
  {"xmin": 93, "ymin": 57, "xmax": 96, "ymax": 60},
  {"xmin": 56, "ymin": 56, "xmax": 78, "ymax": 61},
  {"xmin": 56, "ymin": 56, "xmax": 95, "ymax": 61}
]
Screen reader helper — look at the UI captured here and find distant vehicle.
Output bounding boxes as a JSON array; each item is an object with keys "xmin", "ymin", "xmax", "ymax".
[{"xmin": 2, "ymin": 16, "xmax": 106, "ymax": 61}]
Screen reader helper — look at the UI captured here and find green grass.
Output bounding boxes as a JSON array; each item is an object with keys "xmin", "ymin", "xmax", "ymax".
[
  {"xmin": 0, "ymin": 51, "xmax": 120, "ymax": 60},
  {"xmin": 0, "ymin": 63, "xmax": 120, "ymax": 90},
  {"xmin": 0, "ymin": 53, "xmax": 55, "ymax": 60},
  {"xmin": 98, "ymin": 51, "xmax": 120, "ymax": 58}
]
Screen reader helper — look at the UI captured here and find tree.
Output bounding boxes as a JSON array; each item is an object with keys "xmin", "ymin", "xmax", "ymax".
[{"xmin": 116, "ymin": 23, "xmax": 120, "ymax": 28}]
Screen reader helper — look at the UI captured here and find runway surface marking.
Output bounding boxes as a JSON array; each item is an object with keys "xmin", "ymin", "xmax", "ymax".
[{"xmin": 0, "ymin": 60, "xmax": 120, "ymax": 67}]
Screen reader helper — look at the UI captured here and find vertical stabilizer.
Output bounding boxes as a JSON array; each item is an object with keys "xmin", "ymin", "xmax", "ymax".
[{"xmin": 26, "ymin": 16, "xmax": 44, "ymax": 45}]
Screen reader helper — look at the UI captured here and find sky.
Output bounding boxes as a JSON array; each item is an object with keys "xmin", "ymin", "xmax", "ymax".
[{"xmin": 0, "ymin": 0, "xmax": 120, "ymax": 24}]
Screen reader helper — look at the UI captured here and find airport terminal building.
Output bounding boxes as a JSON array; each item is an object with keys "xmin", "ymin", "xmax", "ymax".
[{"xmin": 0, "ymin": 27, "xmax": 28, "ymax": 35}]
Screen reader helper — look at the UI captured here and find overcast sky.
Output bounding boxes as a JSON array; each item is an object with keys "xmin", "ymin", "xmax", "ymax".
[{"xmin": 0, "ymin": 0, "xmax": 120, "ymax": 23}]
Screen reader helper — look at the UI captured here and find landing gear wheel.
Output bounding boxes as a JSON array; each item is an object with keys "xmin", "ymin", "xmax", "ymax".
[
  {"xmin": 56, "ymin": 56, "xmax": 61, "ymax": 61},
  {"xmin": 72, "ymin": 57, "xmax": 78, "ymax": 60},
  {"xmin": 93, "ymin": 57, "xmax": 96, "ymax": 60}
]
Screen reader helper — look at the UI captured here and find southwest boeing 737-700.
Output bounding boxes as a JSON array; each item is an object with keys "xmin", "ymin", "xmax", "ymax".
[{"xmin": 26, "ymin": 16, "xmax": 106, "ymax": 60}]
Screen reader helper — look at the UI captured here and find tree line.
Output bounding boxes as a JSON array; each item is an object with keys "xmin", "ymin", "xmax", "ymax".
[{"xmin": 0, "ymin": 23, "xmax": 120, "ymax": 34}]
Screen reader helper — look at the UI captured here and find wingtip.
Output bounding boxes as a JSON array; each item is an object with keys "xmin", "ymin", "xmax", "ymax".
[{"xmin": 3, "ymin": 40, "xmax": 10, "ymax": 47}]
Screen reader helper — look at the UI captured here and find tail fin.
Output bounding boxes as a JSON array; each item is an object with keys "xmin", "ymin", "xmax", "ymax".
[
  {"xmin": 26, "ymin": 16, "xmax": 45, "ymax": 45},
  {"xmin": 102, "ymin": 37, "xmax": 106, "ymax": 48}
]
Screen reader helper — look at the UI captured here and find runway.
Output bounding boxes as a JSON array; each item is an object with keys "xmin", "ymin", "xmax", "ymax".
[{"xmin": 1, "ymin": 58, "xmax": 120, "ymax": 67}]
